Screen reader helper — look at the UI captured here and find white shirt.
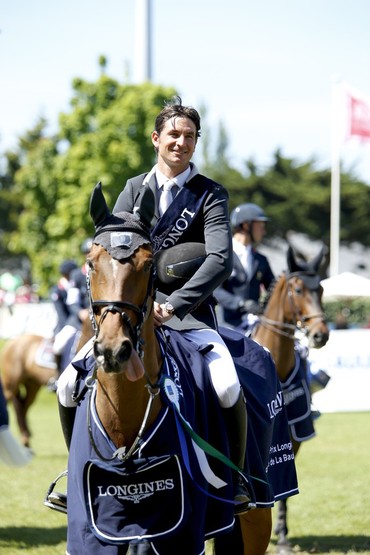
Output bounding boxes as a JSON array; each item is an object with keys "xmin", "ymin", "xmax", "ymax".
[
  {"xmin": 233, "ymin": 239, "xmax": 252, "ymax": 278},
  {"xmin": 155, "ymin": 165, "xmax": 191, "ymax": 191}
]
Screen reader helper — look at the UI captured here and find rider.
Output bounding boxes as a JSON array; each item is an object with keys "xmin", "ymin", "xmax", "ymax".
[
  {"xmin": 51, "ymin": 260, "xmax": 78, "ymax": 375},
  {"xmin": 214, "ymin": 203, "xmax": 275, "ymax": 330},
  {"xmin": 52, "ymin": 240, "xmax": 92, "ymax": 375},
  {"xmin": 112, "ymin": 96, "xmax": 251, "ymax": 514}
]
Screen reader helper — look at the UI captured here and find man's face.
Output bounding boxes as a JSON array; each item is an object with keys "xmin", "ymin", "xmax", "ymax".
[
  {"xmin": 251, "ymin": 220, "xmax": 266, "ymax": 244},
  {"xmin": 152, "ymin": 116, "xmax": 197, "ymax": 175}
]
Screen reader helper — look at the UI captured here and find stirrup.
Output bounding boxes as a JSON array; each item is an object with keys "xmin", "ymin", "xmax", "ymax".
[
  {"xmin": 234, "ymin": 472, "xmax": 256, "ymax": 515},
  {"xmin": 44, "ymin": 470, "xmax": 68, "ymax": 514}
]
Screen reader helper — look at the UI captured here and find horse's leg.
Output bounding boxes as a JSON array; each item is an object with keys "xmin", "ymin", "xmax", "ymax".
[
  {"xmin": 213, "ymin": 516, "xmax": 244, "ymax": 554},
  {"xmin": 213, "ymin": 508, "xmax": 271, "ymax": 555},
  {"xmin": 239, "ymin": 508, "xmax": 272, "ymax": 555},
  {"xmin": 12, "ymin": 381, "xmax": 41, "ymax": 448},
  {"xmin": 11, "ymin": 392, "xmax": 31, "ymax": 448},
  {"xmin": 274, "ymin": 499, "xmax": 289, "ymax": 547}
]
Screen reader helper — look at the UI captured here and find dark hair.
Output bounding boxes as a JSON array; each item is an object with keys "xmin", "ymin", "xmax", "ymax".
[{"xmin": 154, "ymin": 96, "xmax": 201, "ymax": 138}]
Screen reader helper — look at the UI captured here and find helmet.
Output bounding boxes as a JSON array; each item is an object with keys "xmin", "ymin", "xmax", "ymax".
[
  {"xmin": 59, "ymin": 260, "xmax": 78, "ymax": 276},
  {"xmin": 230, "ymin": 203, "xmax": 269, "ymax": 229},
  {"xmin": 80, "ymin": 238, "xmax": 93, "ymax": 254}
]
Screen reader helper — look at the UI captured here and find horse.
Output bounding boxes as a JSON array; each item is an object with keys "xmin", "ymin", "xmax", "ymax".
[
  {"xmin": 252, "ymin": 246, "xmax": 330, "ymax": 551},
  {"xmin": 60, "ymin": 182, "xmax": 298, "ymax": 555},
  {"xmin": 0, "ymin": 375, "xmax": 33, "ymax": 466},
  {"xmin": 0, "ymin": 318, "xmax": 93, "ymax": 448}
]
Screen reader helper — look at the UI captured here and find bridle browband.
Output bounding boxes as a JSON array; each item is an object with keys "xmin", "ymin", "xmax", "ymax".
[{"xmin": 257, "ymin": 270, "xmax": 326, "ymax": 340}]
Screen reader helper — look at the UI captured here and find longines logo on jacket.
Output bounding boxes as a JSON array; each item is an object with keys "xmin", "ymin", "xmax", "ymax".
[
  {"xmin": 152, "ymin": 206, "xmax": 196, "ymax": 252},
  {"xmin": 97, "ymin": 478, "xmax": 175, "ymax": 503}
]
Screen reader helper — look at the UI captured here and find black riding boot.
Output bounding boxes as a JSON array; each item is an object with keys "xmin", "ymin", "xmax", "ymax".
[
  {"xmin": 58, "ymin": 400, "xmax": 76, "ymax": 450},
  {"xmin": 223, "ymin": 390, "xmax": 251, "ymax": 515}
]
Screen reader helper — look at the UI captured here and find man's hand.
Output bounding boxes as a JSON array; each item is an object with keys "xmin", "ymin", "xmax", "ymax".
[
  {"xmin": 239, "ymin": 299, "xmax": 261, "ymax": 315},
  {"xmin": 153, "ymin": 302, "xmax": 174, "ymax": 327}
]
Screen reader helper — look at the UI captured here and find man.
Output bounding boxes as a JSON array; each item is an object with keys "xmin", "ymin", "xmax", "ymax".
[
  {"xmin": 113, "ymin": 96, "xmax": 250, "ymax": 514},
  {"xmin": 51, "ymin": 260, "xmax": 79, "ymax": 375},
  {"xmin": 214, "ymin": 203, "xmax": 275, "ymax": 330}
]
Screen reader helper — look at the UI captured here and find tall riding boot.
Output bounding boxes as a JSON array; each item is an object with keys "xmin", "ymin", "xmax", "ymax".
[
  {"xmin": 223, "ymin": 390, "xmax": 251, "ymax": 515},
  {"xmin": 58, "ymin": 400, "xmax": 76, "ymax": 451}
]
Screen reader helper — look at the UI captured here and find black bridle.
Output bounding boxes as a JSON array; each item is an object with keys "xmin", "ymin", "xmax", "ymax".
[{"xmin": 86, "ymin": 258, "xmax": 155, "ymax": 362}]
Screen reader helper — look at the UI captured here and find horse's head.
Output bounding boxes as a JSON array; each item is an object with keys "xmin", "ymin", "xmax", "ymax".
[
  {"xmin": 87, "ymin": 183, "xmax": 156, "ymax": 376},
  {"xmin": 283, "ymin": 245, "xmax": 329, "ymax": 348}
]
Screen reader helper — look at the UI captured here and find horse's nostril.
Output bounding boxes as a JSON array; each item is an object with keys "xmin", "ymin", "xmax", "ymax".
[{"xmin": 117, "ymin": 340, "xmax": 132, "ymax": 363}]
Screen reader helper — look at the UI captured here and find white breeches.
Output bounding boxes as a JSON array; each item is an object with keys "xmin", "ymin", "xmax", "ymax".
[
  {"xmin": 182, "ymin": 328, "xmax": 241, "ymax": 408},
  {"xmin": 53, "ymin": 325, "xmax": 78, "ymax": 355}
]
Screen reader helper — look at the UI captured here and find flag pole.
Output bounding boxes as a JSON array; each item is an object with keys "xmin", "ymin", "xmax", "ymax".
[{"xmin": 330, "ymin": 77, "xmax": 342, "ymax": 277}]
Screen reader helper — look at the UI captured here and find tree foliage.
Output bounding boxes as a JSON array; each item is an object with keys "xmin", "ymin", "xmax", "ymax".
[{"xmin": 2, "ymin": 77, "xmax": 175, "ymax": 293}]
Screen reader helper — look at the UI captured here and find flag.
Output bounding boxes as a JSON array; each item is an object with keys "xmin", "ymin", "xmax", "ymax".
[{"xmin": 347, "ymin": 88, "xmax": 370, "ymax": 141}]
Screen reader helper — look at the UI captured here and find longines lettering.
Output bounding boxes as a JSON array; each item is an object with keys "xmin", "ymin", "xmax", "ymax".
[
  {"xmin": 283, "ymin": 386, "xmax": 305, "ymax": 405},
  {"xmin": 97, "ymin": 479, "xmax": 175, "ymax": 497},
  {"xmin": 267, "ymin": 391, "xmax": 283, "ymax": 419},
  {"xmin": 162, "ymin": 208, "xmax": 196, "ymax": 248}
]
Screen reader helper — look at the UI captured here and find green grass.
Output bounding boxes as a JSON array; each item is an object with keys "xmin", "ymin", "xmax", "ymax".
[{"xmin": 0, "ymin": 388, "xmax": 369, "ymax": 554}]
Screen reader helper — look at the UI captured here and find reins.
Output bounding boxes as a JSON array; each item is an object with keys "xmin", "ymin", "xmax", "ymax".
[{"xmin": 86, "ymin": 377, "xmax": 161, "ymax": 463}]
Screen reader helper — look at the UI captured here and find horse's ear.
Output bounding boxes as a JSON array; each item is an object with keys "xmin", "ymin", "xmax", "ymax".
[
  {"xmin": 287, "ymin": 246, "xmax": 299, "ymax": 273},
  {"xmin": 135, "ymin": 186, "xmax": 155, "ymax": 228},
  {"xmin": 90, "ymin": 182, "xmax": 111, "ymax": 229},
  {"xmin": 310, "ymin": 245, "xmax": 326, "ymax": 272}
]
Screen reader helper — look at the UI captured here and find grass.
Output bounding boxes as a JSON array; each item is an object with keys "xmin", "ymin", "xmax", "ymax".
[{"xmin": 0, "ymin": 387, "xmax": 370, "ymax": 554}]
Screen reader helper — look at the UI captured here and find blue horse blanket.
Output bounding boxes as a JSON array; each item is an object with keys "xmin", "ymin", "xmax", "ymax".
[
  {"xmin": 279, "ymin": 349, "xmax": 315, "ymax": 442},
  {"xmin": 66, "ymin": 327, "xmax": 298, "ymax": 555}
]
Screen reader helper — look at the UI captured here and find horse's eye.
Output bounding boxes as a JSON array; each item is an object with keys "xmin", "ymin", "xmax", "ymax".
[
  {"xmin": 86, "ymin": 259, "xmax": 94, "ymax": 271},
  {"xmin": 295, "ymin": 286, "xmax": 303, "ymax": 295}
]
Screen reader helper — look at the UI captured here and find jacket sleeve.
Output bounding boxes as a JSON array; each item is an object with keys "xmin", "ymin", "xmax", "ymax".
[{"xmin": 113, "ymin": 180, "xmax": 136, "ymax": 213}]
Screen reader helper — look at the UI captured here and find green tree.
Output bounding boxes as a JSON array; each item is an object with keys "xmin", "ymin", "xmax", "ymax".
[{"xmin": 8, "ymin": 77, "xmax": 175, "ymax": 293}]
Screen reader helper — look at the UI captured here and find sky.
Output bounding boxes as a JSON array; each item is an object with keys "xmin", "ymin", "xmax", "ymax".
[{"xmin": 2, "ymin": 0, "xmax": 370, "ymax": 183}]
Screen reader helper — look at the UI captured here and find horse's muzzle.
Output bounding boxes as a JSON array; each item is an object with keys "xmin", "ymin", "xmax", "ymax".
[
  {"xmin": 93, "ymin": 339, "xmax": 133, "ymax": 373},
  {"xmin": 309, "ymin": 329, "xmax": 329, "ymax": 349}
]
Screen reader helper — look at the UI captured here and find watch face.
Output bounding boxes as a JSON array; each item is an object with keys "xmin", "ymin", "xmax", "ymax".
[{"xmin": 165, "ymin": 302, "xmax": 175, "ymax": 314}]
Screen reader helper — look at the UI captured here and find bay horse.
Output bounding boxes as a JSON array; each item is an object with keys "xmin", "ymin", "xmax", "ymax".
[
  {"xmin": 61, "ymin": 183, "xmax": 298, "ymax": 555},
  {"xmin": 252, "ymin": 246, "xmax": 330, "ymax": 551},
  {"xmin": 0, "ymin": 319, "xmax": 93, "ymax": 448}
]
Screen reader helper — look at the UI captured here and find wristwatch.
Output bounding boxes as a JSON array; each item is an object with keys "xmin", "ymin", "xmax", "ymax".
[{"xmin": 163, "ymin": 302, "xmax": 176, "ymax": 315}]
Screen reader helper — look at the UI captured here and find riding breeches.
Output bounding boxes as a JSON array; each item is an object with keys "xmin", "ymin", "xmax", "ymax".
[{"xmin": 181, "ymin": 328, "xmax": 241, "ymax": 408}]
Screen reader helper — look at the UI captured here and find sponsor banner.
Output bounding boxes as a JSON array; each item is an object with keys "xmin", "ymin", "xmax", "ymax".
[
  {"xmin": 309, "ymin": 329, "xmax": 370, "ymax": 413},
  {"xmin": 0, "ymin": 303, "xmax": 57, "ymax": 339}
]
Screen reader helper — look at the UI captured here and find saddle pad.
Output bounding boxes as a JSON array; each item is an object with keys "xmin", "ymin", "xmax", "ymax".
[
  {"xmin": 35, "ymin": 337, "xmax": 57, "ymax": 369},
  {"xmin": 83, "ymin": 455, "xmax": 189, "ymax": 544}
]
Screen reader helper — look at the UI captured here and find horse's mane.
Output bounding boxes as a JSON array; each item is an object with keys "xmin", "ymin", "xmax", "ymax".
[{"xmin": 260, "ymin": 273, "xmax": 285, "ymax": 311}]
